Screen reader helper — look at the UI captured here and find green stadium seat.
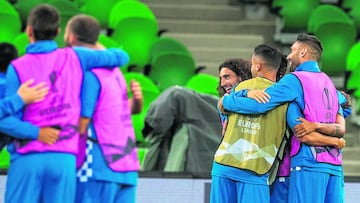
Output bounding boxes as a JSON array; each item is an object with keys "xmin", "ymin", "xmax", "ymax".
[
  {"xmin": 80, "ymin": 0, "xmax": 119, "ymax": 28},
  {"xmin": 346, "ymin": 42, "xmax": 360, "ymax": 72},
  {"xmin": 72, "ymin": 0, "xmax": 86, "ymax": 8},
  {"xmin": 0, "ymin": 148, "xmax": 10, "ymax": 169},
  {"xmin": 123, "ymin": 72, "xmax": 160, "ymax": 109},
  {"xmin": 346, "ymin": 42, "xmax": 360, "ymax": 91},
  {"xmin": 355, "ymin": 89, "xmax": 360, "ymax": 112},
  {"xmin": 131, "ymin": 112, "xmax": 147, "ymax": 143},
  {"xmin": 342, "ymin": 0, "xmax": 360, "ymax": 34},
  {"xmin": 14, "ymin": 0, "xmax": 48, "ymax": 26},
  {"xmin": 272, "ymin": 0, "xmax": 319, "ymax": 32},
  {"xmin": 0, "ymin": 0, "xmax": 22, "ymax": 42},
  {"xmin": 124, "ymin": 72, "xmax": 160, "ymax": 142},
  {"xmin": 109, "ymin": 0, "xmax": 158, "ymax": 72},
  {"xmin": 48, "ymin": 0, "xmax": 81, "ymax": 48},
  {"xmin": 148, "ymin": 37, "xmax": 196, "ymax": 91},
  {"xmin": 98, "ymin": 34, "xmax": 119, "ymax": 49},
  {"xmin": 186, "ymin": 73, "xmax": 220, "ymax": 97},
  {"xmin": 13, "ymin": 32, "xmax": 29, "ymax": 56},
  {"xmin": 308, "ymin": 5, "xmax": 357, "ymax": 76},
  {"xmin": 308, "ymin": 5, "xmax": 354, "ymax": 33},
  {"xmin": 108, "ymin": 0, "xmax": 155, "ymax": 29}
]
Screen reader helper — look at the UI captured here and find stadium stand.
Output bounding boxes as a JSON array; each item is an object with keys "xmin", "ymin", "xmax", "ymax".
[
  {"xmin": 147, "ymin": 36, "xmax": 196, "ymax": 91},
  {"xmin": 123, "ymin": 72, "xmax": 160, "ymax": 143},
  {"xmin": 0, "ymin": 0, "xmax": 359, "ymax": 196},
  {"xmin": 0, "ymin": 0, "xmax": 22, "ymax": 42},
  {"xmin": 186, "ymin": 73, "xmax": 220, "ymax": 97},
  {"xmin": 342, "ymin": 0, "xmax": 360, "ymax": 34},
  {"xmin": 108, "ymin": 0, "xmax": 159, "ymax": 72},
  {"xmin": 307, "ymin": 4, "xmax": 357, "ymax": 76}
]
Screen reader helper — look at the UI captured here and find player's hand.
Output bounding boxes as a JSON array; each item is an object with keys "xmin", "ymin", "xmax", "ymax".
[
  {"xmin": 340, "ymin": 91, "xmax": 352, "ymax": 109},
  {"xmin": 218, "ymin": 97, "xmax": 226, "ymax": 113},
  {"xmin": 18, "ymin": 79, "xmax": 49, "ymax": 104},
  {"xmin": 247, "ymin": 90, "xmax": 270, "ymax": 103},
  {"xmin": 129, "ymin": 80, "xmax": 143, "ymax": 114},
  {"xmin": 38, "ymin": 127, "xmax": 60, "ymax": 145},
  {"xmin": 294, "ymin": 117, "xmax": 318, "ymax": 138},
  {"xmin": 336, "ymin": 137, "xmax": 346, "ymax": 149},
  {"xmin": 130, "ymin": 80, "xmax": 143, "ymax": 102}
]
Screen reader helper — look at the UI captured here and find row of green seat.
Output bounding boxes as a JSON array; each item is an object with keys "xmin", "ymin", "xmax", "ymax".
[
  {"xmin": 272, "ymin": 0, "xmax": 358, "ymax": 76},
  {"xmin": 1, "ymin": 0, "xmax": 218, "ymax": 94},
  {"xmin": 271, "ymin": 0, "xmax": 360, "ymax": 112},
  {"xmin": 337, "ymin": 0, "xmax": 360, "ymax": 111},
  {"xmin": 0, "ymin": 0, "xmax": 221, "ymax": 169}
]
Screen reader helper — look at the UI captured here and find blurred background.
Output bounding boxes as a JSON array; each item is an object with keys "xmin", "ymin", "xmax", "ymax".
[{"xmin": 0, "ymin": 0, "xmax": 360, "ymax": 202}]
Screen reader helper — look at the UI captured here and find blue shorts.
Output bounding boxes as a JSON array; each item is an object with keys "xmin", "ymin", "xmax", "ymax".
[
  {"xmin": 270, "ymin": 176, "xmax": 290, "ymax": 203},
  {"xmin": 5, "ymin": 152, "xmax": 76, "ymax": 203},
  {"xmin": 210, "ymin": 175, "xmax": 269, "ymax": 203},
  {"xmin": 76, "ymin": 179, "xmax": 137, "ymax": 203},
  {"xmin": 289, "ymin": 168, "xmax": 343, "ymax": 203}
]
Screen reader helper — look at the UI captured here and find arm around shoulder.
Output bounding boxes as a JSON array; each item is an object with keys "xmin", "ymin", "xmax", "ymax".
[
  {"xmin": 298, "ymin": 132, "xmax": 345, "ymax": 149},
  {"xmin": 0, "ymin": 94, "xmax": 24, "ymax": 119},
  {"xmin": 75, "ymin": 47, "xmax": 130, "ymax": 70}
]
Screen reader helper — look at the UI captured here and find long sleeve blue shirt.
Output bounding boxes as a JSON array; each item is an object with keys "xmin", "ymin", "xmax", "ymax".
[
  {"xmin": 0, "ymin": 72, "xmax": 5, "ymax": 98},
  {"xmin": 222, "ymin": 61, "xmax": 343, "ymax": 130},
  {"xmin": 222, "ymin": 61, "xmax": 345, "ymax": 175},
  {"xmin": 80, "ymin": 70, "xmax": 138, "ymax": 185},
  {"xmin": 0, "ymin": 73, "xmax": 35, "ymax": 141},
  {"xmin": 81, "ymin": 72, "xmax": 99, "ymax": 118},
  {"xmin": 0, "ymin": 72, "xmax": 26, "ymax": 119},
  {"xmin": 2, "ymin": 40, "xmax": 129, "ymax": 147}
]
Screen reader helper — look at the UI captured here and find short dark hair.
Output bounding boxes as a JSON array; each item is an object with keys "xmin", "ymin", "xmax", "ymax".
[
  {"xmin": 296, "ymin": 33, "xmax": 323, "ymax": 61},
  {"xmin": 217, "ymin": 58, "xmax": 252, "ymax": 96},
  {"xmin": 253, "ymin": 44, "xmax": 287, "ymax": 81},
  {"xmin": 0, "ymin": 43, "xmax": 18, "ymax": 72},
  {"xmin": 276, "ymin": 55, "xmax": 288, "ymax": 81},
  {"xmin": 68, "ymin": 14, "xmax": 100, "ymax": 44},
  {"xmin": 27, "ymin": 4, "xmax": 60, "ymax": 40},
  {"xmin": 218, "ymin": 58, "xmax": 252, "ymax": 79}
]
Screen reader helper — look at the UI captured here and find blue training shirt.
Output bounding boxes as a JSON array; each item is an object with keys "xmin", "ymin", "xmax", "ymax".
[
  {"xmin": 80, "ymin": 71, "xmax": 137, "ymax": 185},
  {"xmin": 223, "ymin": 61, "xmax": 343, "ymax": 175},
  {"xmin": 0, "ymin": 71, "xmax": 25, "ymax": 119},
  {"xmin": 213, "ymin": 101, "xmax": 270, "ymax": 185},
  {"xmin": 2, "ymin": 40, "xmax": 129, "ymax": 159}
]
